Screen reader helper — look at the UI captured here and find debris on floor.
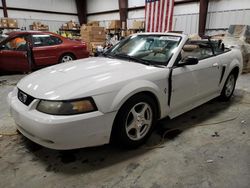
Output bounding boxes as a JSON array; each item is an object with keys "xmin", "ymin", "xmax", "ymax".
[
  {"xmin": 211, "ymin": 132, "xmax": 220, "ymax": 137},
  {"xmin": 241, "ymin": 120, "xmax": 246, "ymax": 124},
  {"xmin": 0, "ymin": 79, "xmax": 17, "ymax": 86},
  {"xmin": 0, "ymin": 80, "xmax": 7, "ymax": 86},
  {"xmin": 206, "ymin": 160, "xmax": 214, "ymax": 163}
]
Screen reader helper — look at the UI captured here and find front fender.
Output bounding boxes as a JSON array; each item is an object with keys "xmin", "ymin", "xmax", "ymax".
[{"xmin": 111, "ymin": 80, "xmax": 168, "ymax": 119}]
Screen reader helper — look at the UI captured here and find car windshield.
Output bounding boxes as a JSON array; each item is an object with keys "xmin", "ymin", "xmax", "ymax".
[{"xmin": 105, "ymin": 35, "xmax": 181, "ymax": 66}]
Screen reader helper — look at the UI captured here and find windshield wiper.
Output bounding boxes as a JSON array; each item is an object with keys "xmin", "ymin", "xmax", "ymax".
[
  {"xmin": 102, "ymin": 52, "xmax": 115, "ymax": 58},
  {"xmin": 114, "ymin": 53, "xmax": 151, "ymax": 66}
]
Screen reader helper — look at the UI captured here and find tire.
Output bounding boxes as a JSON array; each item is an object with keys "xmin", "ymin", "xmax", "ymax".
[
  {"xmin": 59, "ymin": 54, "xmax": 75, "ymax": 63},
  {"xmin": 220, "ymin": 72, "xmax": 237, "ymax": 101},
  {"xmin": 112, "ymin": 94, "xmax": 157, "ymax": 148}
]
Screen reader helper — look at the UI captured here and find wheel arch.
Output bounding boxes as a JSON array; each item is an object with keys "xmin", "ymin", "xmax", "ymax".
[
  {"xmin": 221, "ymin": 57, "xmax": 241, "ymax": 88},
  {"xmin": 111, "ymin": 80, "xmax": 165, "ymax": 120},
  {"xmin": 58, "ymin": 52, "xmax": 76, "ymax": 63},
  {"xmin": 110, "ymin": 84, "xmax": 162, "ymax": 144},
  {"xmin": 228, "ymin": 54, "xmax": 242, "ymax": 77},
  {"xmin": 230, "ymin": 66, "xmax": 240, "ymax": 79}
]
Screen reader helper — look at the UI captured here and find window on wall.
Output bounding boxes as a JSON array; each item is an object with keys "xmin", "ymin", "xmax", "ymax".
[{"xmin": 32, "ymin": 35, "xmax": 62, "ymax": 47}]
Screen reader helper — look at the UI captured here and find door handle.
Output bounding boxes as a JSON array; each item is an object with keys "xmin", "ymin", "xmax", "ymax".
[{"xmin": 212, "ymin": 63, "xmax": 219, "ymax": 67}]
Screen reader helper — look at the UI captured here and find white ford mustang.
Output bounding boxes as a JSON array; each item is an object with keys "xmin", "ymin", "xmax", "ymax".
[{"xmin": 8, "ymin": 33, "xmax": 242, "ymax": 150}]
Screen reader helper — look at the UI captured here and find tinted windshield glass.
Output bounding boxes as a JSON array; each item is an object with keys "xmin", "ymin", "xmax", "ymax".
[{"xmin": 106, "ymin": 35, "xmax": 181, "ymax": 66}]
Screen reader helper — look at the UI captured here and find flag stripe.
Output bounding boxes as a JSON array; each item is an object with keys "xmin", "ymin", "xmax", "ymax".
[
  {"xmin": 145, "ymin": 0, "xmax": 174, "ymax": 32},
  {"xmin": 160, "ymin": 0, "xmax": 165, "ymax": 32},
  {"xmin": 162, "ymin": 0, "xmax": 167, "ymax": 32},
  {"xmin": 147, "ymin": 1, "xmax": 152, "ymax": 32},
  {"xmin": 152, "ymin": 1, "xmax": 156, "ymax": 32},
  {"xmin": 169, "ymin": 0, "xmax": 174, "ymax": 31},
  {"xmin": 150, "ymin": 2, "xmax": 154, "ymax": 31},
  {"xmin": 144, "ymin": 2, "xmax": 148, "ymax": 31},
  {"xmin": 145, "ymin": 2, "xmax": 149, "ymax": 32},
  {"xmin": 164, "ymin": 0, "xmax": 170, "ymax": 32},
  {"xmin": 155, "ymin": 1, "xmax": 160, "ymax": 32}
]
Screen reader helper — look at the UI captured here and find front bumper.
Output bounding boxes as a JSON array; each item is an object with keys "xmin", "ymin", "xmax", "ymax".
[{"xmin": 8, "ymin": 90, "xmax": 116, "ymax": 150}]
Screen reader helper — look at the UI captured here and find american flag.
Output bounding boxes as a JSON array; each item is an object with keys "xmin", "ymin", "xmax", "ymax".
[{"xmin": 145, "ymin": 0, "xmax": 174, "ymax": 32}]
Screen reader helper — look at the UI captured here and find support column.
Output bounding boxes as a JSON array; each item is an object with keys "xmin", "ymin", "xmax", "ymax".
[
  {"xmin": 75, "ymin": 0, "xmax": 87, "ymax": 25},
  {"xmin": 2, "ymin": 0, "xmax": 8, "ymax": 17},
  {"xmin": 119, "ymin": 0, "xmax": 128, "ymax": 31},
  {"xmin": 199, "ymin": 0, "xmax": 209, "ymax": 37}
]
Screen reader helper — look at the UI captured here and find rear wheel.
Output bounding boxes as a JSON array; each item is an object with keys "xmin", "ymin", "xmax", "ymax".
[
  {"xmin": 112, "ymin": 94, "xmax": 157, "ymax": 148},
  {"xmin": 59, "ymin": 54, "xmax": 75, "ymax": 63},
  {"xmin": 220, "ymin": 73, "xmax": 236, "ymax": 101}
]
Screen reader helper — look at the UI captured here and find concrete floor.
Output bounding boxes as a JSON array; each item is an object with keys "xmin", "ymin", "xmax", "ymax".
[{"xmin": 0, "ymin": 73, "xmax": 249, "ymax": 188}]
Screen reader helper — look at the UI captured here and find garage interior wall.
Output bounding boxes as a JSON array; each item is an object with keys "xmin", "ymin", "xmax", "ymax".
[
  {"xmin": 0, "ymin": 1, "xmax": 3, "ymax": 17},
  {"xmin": 87, "ymin": 0, "xmax": 119, "ymax": 28},
  {"xmin": 87, "ymin": 0, "xmax": 250, "ymax": 34},
  {"xmin": 87, "ymin": 0, "xmax": 145, "ymax": 29},
  {"xmin": 1, "ymin": 0, "xmax": 78, "ymax": 32},
  {"xmin": 174, "ymin": 0, "xmax": 250, "ymax": 35},
  {"xmin": 2, "ymin": 0, "xmax": 250, "ymax": 34}
]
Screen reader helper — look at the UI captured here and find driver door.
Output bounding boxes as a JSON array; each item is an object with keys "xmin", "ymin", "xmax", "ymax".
[
  {"xmin": 0, "ymin": 36, "xmax": 29, "ymax": 72},
  {"xmin": 169, "ymin": 43, "xmax": 221, "ymax": 118}
]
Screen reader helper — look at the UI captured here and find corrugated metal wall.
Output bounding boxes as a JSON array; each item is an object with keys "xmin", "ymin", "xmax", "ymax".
[
  {"xmin": 1, "ymin": 0, "xmax": 78, "ymax": 32},
  {"xmin": 87, "ymin": 0, "xmax": 145, "ymax": 29},
  {"xmin": 0, "ymin": 1, "xmax": 3, "ymax": 17},
  {"xmin": 173, "ymin": 2, "xmax": 199, "ymax": 34},
  {"xmin": 173, "ymin": 0, "xmax": 250, "ymax": 35},
  {"xmin": 127, "ymin": 0, "xmax": 144, "ymax": 29},
  {"xmin": 88, "ymin": 0, "xmax": 250, "ymax": 33},
  {"xmin": 3, "ymin": 0, "xmax": 249, "ymax": 33}
]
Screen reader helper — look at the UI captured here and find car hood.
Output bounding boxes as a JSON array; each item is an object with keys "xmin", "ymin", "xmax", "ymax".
[{"xmin": 17, "ymin": 57, "xmax": 165, "ymax": 100}]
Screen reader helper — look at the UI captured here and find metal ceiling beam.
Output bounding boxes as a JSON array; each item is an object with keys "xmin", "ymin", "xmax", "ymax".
[
  {"xmin": 2, "ymin": 0, "xmax": 8, "ymax": 17},
  {"xmin": 199, "ymin": 0, "xmax": 209, "ymax": 36},
  {"xmin": 75, "ymin": 0, "xmax": 87, "ymax": 25},
  {"xmin": 174, "ymin": 0, "xmax": 199, "ymax": 5}
]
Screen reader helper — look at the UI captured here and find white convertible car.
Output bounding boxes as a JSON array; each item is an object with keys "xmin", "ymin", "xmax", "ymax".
[{"xmin": 8, "ymin": 33, "xmax": 242, "ymax": 150}]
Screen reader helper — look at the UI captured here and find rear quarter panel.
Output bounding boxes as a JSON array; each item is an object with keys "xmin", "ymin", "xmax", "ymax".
[
  {"xmin": 59, "ymin": 39, "xmax": 89, "ymax": 60},
  {"xmin": 219, "ymin": 48, "xmax": 243, "ymax": 90}
]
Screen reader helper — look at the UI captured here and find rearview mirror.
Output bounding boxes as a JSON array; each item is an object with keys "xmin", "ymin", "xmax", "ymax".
[{"xmin": 178, "ymin": 56, "xmax": 198, "ymax": 66}]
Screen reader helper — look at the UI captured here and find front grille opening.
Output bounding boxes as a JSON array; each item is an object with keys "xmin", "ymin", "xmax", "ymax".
[{"xmin": 17, "ymin": 89, "xmax": 35, "ymax": 106}]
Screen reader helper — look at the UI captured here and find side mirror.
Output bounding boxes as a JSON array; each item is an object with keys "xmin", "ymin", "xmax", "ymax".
[{"xmin": 178, "ymin": 56, "xmax": 199, "ymax": 66}]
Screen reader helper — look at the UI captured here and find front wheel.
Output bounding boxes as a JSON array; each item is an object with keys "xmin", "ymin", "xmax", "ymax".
[
  {"xmin": 220, "ymin": 73, "xmax": 236, "ymax": 101},
  {"xmin": 112, "ymin": 94, "xmax": 157, "ymax": 148}
]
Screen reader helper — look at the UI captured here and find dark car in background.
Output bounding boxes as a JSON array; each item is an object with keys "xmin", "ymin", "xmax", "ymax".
[{"xmin": 0, "ymin": 31, "xmax": 89, "ymax": 72}]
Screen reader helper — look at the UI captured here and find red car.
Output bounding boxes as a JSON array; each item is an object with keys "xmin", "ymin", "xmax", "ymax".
[{"xmin": 0, "ymin": 31, "xmax": 89, "ymax": 72}]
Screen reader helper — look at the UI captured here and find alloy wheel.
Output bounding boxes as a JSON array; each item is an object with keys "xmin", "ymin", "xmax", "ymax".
[
  {"xmin": 125, "ymin": 102, "xmax": 153, "ymax": 141},
  {"xmin": 225, "ymin": 74, "xmax": 235, "ymax": 97}
]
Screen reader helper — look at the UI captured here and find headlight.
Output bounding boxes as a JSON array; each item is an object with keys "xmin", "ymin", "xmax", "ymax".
[{"xmin": 36, "ymin": 97, "xmax": 97, "ymax": 115}]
